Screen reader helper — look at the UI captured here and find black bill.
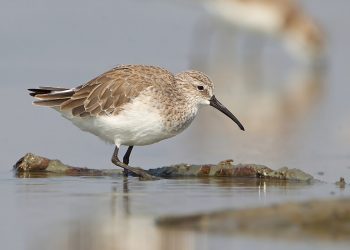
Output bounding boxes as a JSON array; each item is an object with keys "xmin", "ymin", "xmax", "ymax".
[{"xmin": 209, "ymin": 95, "xmax": 245, "ymax": 131}]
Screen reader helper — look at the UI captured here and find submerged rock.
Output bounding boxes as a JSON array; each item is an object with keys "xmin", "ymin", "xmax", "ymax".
[
  {"xmin": 157, "ymin": 198, "xmax": 350, "ymax": 241},
  {"xmin": 14, "ymin": 153, "xmax": 314, "ymax": 182}
]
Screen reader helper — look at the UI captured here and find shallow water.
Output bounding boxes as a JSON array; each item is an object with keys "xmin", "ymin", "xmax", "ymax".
[
  {"xmin": 1, "ymin": 174, "xmax": 348, "ymax": 250},
  {"xmin": 0, "ymin": 0, "xmax": 350, "ymax": 249}
]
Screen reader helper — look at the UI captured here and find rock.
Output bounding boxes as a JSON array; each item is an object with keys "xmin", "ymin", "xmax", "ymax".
[
  {"xmin": 14, "ymin": 153, "xmax": 314, "ymax": 182},
  {"xmin": 157, "ymin": 198, "xmax": 350, "ymax": 241}
]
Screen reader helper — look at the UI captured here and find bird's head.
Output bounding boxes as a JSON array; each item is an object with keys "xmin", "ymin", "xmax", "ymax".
[{"xmin": 175, "ymin": 70, "xmax": 245, "ymax": 131}]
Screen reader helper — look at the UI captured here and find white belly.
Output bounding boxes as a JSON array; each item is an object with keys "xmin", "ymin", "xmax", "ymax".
[{"xmin": 59, "ymin": 95, "xmax": 174, "ymax": 147}]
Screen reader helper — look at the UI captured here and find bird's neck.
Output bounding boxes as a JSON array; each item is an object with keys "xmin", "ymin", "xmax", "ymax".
[{"xmin": 160, "ymin": 92, "xmax": 199, "ymax": 135}]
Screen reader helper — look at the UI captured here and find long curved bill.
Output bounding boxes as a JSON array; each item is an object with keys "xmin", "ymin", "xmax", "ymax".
[{"xmin": 209, "ymin": 95, "xmax": 245, "ymax": 131}]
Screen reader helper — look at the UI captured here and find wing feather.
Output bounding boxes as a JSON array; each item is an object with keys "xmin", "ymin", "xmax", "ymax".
[
  {"xmin": 34, "ymin": 99, "xmax": 70, "ymax": 106},
  {"xmin": 72, "ymin": 105, "xmax": 86, "ymax": 116},
  {"xmin": 57, "ymin": 65, "xmax": 175, "ymax": 117},
  {"xmin": 61, "ymin": 98, "xmax": 86, "ymax": 110}
]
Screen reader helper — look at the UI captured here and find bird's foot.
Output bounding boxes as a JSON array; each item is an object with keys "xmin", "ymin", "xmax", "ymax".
[
  {"xmin": 123, "ymin": 169, "xmax": 129, "ymax": 177},
  {"xmin": 112, "ymin": 159, "xmax": 160, "ymax": 181}
]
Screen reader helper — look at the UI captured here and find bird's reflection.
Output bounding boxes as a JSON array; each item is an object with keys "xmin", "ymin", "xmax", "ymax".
[
  {"xmin": 258, "ymin": 180, "xmax": 267, "ymax": 203},
  {"xmin": 110, "ymin": 182, "xmax": 118, "ymax": 217},
  {"xmin": 110, "ymin": 177, "xmax": 131, "ymax": 218},
  {"xmin": 122, "ymin": 177, "xmax": 131, "ymax": 216}
]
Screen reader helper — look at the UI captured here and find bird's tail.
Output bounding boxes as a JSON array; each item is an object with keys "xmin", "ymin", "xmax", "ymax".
[{"xmin": 28, "ymin": 86, "xmax": 75, "ymax": 107}]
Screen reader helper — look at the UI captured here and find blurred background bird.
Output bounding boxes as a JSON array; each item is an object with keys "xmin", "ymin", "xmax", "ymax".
[{"xmin": 195, "ymin": 0, "xmax": 325, "ymax": 65}]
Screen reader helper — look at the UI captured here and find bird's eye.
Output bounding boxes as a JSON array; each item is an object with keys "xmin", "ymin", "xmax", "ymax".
[{"xmin": 197, "ymin": 85, "xmax": 204, "ymax": 91}]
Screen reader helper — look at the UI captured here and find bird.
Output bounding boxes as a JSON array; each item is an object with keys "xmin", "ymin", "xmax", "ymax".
[
  {"xmin": 28, "ymin": 65, "xmax": 244, "ymax": 178},
  {"xmin": 201, "ymin": 0, "xmax": 324, "ymax": 63}
]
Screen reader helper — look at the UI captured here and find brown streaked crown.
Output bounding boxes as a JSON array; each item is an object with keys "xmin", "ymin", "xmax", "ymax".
[{"xmin": 182, "ymin": 70, "xmax": 214, "ymax": 90}]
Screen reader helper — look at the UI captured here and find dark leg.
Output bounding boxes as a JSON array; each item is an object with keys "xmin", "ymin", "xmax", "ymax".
[
  {"xmin": 122, "ymin": 146, "xmax": 134, "ymax": 176},
  {"xmin": 123, "ymin": 146, "xmax": 133, "ymax": 164},
  {"xmin": 111, "ymin": 146, "xmax": 159, "ymax": 180}
]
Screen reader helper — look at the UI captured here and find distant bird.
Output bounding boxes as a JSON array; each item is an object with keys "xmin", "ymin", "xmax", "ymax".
[
  {"xmin": 202, "ymin": 0, "xmax": 324, "ymax": 62},
  {"xmin": 29, "ymin": 65, "xmax": 244, "ymax": 177}
]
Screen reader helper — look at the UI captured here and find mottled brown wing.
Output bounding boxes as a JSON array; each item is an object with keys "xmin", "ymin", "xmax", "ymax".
[{"xmin": 60, "ymin": 65, "xmax": 175, "ymax": 117}]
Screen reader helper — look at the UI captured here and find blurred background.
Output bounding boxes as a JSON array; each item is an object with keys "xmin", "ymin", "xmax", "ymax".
[{"xmin": 0, "ymin": 0, "xmax": 349, "ymax": 249}]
